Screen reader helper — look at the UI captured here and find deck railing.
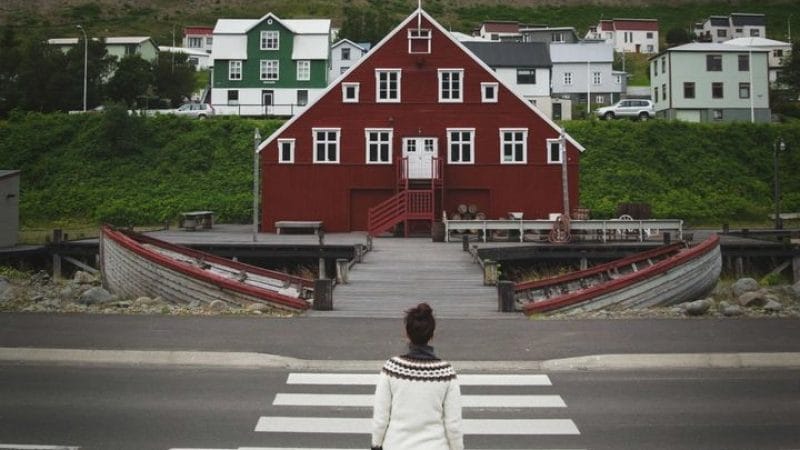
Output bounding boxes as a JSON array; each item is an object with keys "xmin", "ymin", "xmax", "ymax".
[{"xmin": 444, "ymin": 218, "xmax": 684, "ymax": 242}]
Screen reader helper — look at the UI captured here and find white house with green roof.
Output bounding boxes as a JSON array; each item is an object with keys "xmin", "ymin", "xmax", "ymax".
[
  {"xmin": 210, "ymin": 13, "xmax": 330, "ymax": 116},
  {"xmin": 649, "ymin": 43, "xmax": 771, "ymax": 123}
]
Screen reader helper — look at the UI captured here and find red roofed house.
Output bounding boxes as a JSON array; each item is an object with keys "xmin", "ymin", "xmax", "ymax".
[
  {"xmin": 183, "ymin": 26, "xmax": 214, "ymax": 56},
  {"xmin": 585, "ymin": 18, "xmax": 659, "ymax": 54},
  {"xmin": 475, "ymin": 21, "xmax": 522, "ymax": 41},
  {"xmin": 257, "ymin": 9, "xmax": 584, "ymax": 235}
]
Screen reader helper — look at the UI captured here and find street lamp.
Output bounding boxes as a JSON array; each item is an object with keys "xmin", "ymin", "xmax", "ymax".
[
  {"xmin": 773, "ymin": 137, "xmax": 787, "ymax": 229},
  {"xmin": 253, "ymin": 128, "xmax": 262, "ymax": 242},
  {"xmin": 76, "ymin": 25, "xmax": 88, "ymax": 112}
]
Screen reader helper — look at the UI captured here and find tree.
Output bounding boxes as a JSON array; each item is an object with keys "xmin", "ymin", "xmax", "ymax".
[
  {"xmin": 0, "ymin": 26, "xmax": 21, "ymax": 116},
  {"xmin": 152, "ymin": 52, "xmax": 196, "ymax": 107},
  {"xmin": 773, "ymin": 41, "xmax": 800, "ymax": 118},
  {"xmin": 106, "ymin": 55, "xmax": 154, "ymax": 107},
  {"xmin": 665, "ymin": 27, "xmax": 692, "ymax": 48}
]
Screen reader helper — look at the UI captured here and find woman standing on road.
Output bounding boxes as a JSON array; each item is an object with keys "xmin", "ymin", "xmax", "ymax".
[{"xmin": 371, "ymin": 303, "xmax": 464, "ymax": 450}]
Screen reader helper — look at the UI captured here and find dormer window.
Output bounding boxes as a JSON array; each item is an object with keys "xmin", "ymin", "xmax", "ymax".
[
  {"xmin": 261, "ymin": 30, "xmax": 279, "ymax": 50},
  {"xmin": 408, "ymin": 28, "xmax": 431, "ymax": 54}
]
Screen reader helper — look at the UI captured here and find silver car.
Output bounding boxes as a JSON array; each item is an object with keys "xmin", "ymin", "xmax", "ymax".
[
  {"xmin": 595, "ymin": 99, "xmax": 655, "ymax": 121},
  {"xmin": 174, "ymin": 102, "xmax": 215, "ymax": 119}
]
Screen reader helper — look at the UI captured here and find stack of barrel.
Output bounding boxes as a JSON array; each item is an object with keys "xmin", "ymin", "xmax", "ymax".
[{"xmin": 450, "ymin": 204, "xmax": 486, "ymax": 235}]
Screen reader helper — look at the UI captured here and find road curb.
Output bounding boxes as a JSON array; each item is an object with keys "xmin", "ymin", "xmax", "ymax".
[{"xmin": 1, "ymin": 348, "xmax": 799, "ymax": 371}]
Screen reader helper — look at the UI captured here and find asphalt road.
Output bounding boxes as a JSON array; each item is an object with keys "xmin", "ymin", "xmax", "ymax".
[
  {"xmin": 1, "ymin": 313, "xmax": 800, "ymax": 361},
  {"xmin": 0, "ymin": 363, "xmax": 798, "ymax": 450}
]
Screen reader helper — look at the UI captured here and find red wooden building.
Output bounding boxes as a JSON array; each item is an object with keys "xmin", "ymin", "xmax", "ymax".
[{"xmin": 258, "ymin": 9, "xmax": 585, "ymax": 235}]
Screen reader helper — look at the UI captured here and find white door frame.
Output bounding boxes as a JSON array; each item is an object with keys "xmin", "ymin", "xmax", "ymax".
[{"xmin": 402, "ymin": 137, "xmax": 438, "ymax": 179}]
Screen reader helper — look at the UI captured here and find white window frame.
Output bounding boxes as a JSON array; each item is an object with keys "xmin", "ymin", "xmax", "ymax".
[
  {"xmin": 564, "ymin": 72, "xmax": 573, "ymax": 85},
  {"xmin": 446, "ymin": 128, "xmax": 475, "ymax": 165},
  {"xmin": 277, "ymin": 138, "xmax": 295, "ymax": 164},
  {"xmin": 364, "ymin": 128, "xmax": 393, "ymax": 164},
  {"xmin": 312, "ymin": 128, "xmax": 341, "ymax": 164},
  {"xmin": 592, "ymin": 71, "xmax": 601, "ymax": 85},
  {"xmin": 342, "ymin": 82, "xmax": 360, "ymax": 103},
  {"xmin": 546, "ymin": 138, "xmax": 563, "ymax": 164},
  {"xmin": 499, "ymin": 128, "xmax": 528, "ymax": 164},
  {"xmin": 341, "ymin": 47, "xmax": 351, "ymax": 61},
  {"xmin": 260, "ymin": 60, "xmax": 279, "ymax": 81},
  {"xmin": 376, "ymin": 69, "xmax": 401, "ymax": 103},
  {"xmin": 438, "ymin": 69, "xmax": 464, "ymax": 103},
  {"xmin": 296, "ymin": 60, "xmax": 310, "ymax": 81},
  {"xmin": 261, "ymin": 30, "xmax": 279, "ymax": 50},
  {"xmin": 481, "ymin": 82, "xmax": 498, "ymax": 103},
  {"xmin": 408, "ymin": 28, "xmax": 432, "ymax": 54},
  {"xmin": 229, "ymin": 60, "xmax": 242, "ymax": 80}
]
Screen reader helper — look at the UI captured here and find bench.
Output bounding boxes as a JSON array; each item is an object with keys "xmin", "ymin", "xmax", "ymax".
[
  {"xmin": 275, "ymin": 221, "xmax": 324, "ymax": 235},
  {"xmin": 180, "ymin": 211, "xmax": 214, "ymax": 231}
]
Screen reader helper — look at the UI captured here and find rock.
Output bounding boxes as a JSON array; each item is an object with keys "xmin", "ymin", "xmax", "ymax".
[
  {"xmin": 684, "ymin": 298, "xmax": 712, "ymax": 316},
  {"xmin": 738, "ymin": 290, "xmax": 769, "ymax": 308},
  {"xmin": 731, "ymin": 278, "xmax": 759, "ymax": 297},
  {"xmin": 133, "ymin": 296, "xmax": 158, "ymax": 307},
  {"xmin": 59, "ymin": 286, "xmax": 75, "ymax": 301},
  {"xmin": 246, "ymin": 303, "xmax": 270, "ymax": 312},
  {"xmin": 73, "ymin": 271, "xmax": 95, "ymax": 284},
  {"xmin": 112, "ymin": 300, "xmax": 132, "ymax": 308},
  {"xmin": 29, "ymin": 294, "xmax": 45, "ymax": 303},
  {"xmin": 0, "ymin": 277, "xmax": 10, "ymax": 295},
  {"xmin": 764, "ymin": 299, "xmax": 783, "ymax": 312},
  {"xmin": 208, "ymin": 300, "xmax": 227, "ymax": 311},
  {"xmin": 722, "ymin": 304, "xmax": 743, "ymax": 317},
  {"xmin": 29, "ymin": 270, "xmax": 51, "ymax": 286},
  {"xmin": 78, "ymin": 287, "xmax": 114, "ymax": 305}
]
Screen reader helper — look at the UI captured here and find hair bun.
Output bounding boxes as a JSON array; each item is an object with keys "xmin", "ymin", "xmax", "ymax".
[{"xmin": 411, "ymin": 302, "xmax": 433, "ymax": 318}]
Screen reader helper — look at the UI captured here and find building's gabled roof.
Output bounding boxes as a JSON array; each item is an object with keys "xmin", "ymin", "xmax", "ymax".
[
  {"xmin": 730, "ymin": 13, "xmax": 766, "ymax": 27},
  {"xmin": 259, "ymin": 8, "xmax": 584, "ymax": 153},
  {"xmin": 331, "ymin": 38, "xmax": 369, "ymax": 53},
  {"xmin": 184, "ymin": 26, "xmax": 214, "ymax": 35},
  {"xmin": 213, "ymin": 13, "xmax": 330, "ymax": 35},
  {"xmin": 104, "ymin": 37, "xmax": 154, "ymax": 45},
  {"xmin": 463, "ymin": 41, "xmax": 551, "ymax": 68},
  {"xmin": 480, "ymin": 21, "xmax": 520, "ymax": 34},
  {"xmin": 612, "ymin": 19, "xmax": 659, "ymax": 31},
  {"xmin": 708, "ymin": 16, "xmax": 730, "ymax": 27},
  {"xmin": 651, "ymin": 41, "xmax": 769, "ymax": 60},
  {"xmin": 292, "ymin": 34, "xmax": 330, "ymax": 60},
  {"xmin": 549, "ymin": 42, "xmax": 613, "ymax": 63},
  {"xmin": 724, "ymin": 37, "xmax": 791, "ymax": 48},
  {"xmin": 451, "ymin": 31, "xmax": 492, "ymax": 42}
]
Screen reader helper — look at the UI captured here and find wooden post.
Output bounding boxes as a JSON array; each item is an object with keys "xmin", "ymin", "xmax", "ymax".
[
  {"xmin": 336, "ymin": 258, "xmax": 349, "ymax": 284},
  {"xmin": 580, "ymin": 257, "xmax": 588, "ymax": 270},
  {"xmin": 663, "ymin": 232, "xmax": 671, "ymax": 245},
  {"xmin": 462, "ymin": 235, "xmax": 469, "ymax": 251},
  {"xmin": 497, "ymin": 281, "xmax": 515, "ymax": 312},
  {"xmin": 318, "ymin": 257, "xmax": 327, "ymax": 279},
  {"xmin": 313, "ymin": 279, "xmax": 333, "ymax": 310},
  {"xmin": 318, "ymin": 229, "xmax": 325, "ymax": 246},
  {"xmin": 52, "ymin": 229, "xmax": 63, "ymax": 279},
  {"xmin": 793, "ymin": 256, "xmax": 800, "ymax": 284},
  {"xmin": 366, "ymin": 235, "xmax": 373, "ymax": 251},
  {"xmin": 483, "ymin": 260, "xmax": 498, "ymax": 286},
  {"xmin": 355, "ymin": 245, "xmax": 364, "ymax": 263},
  {"xmin": 735, "ymin": 257, "xmax": 744, "ymax": 278}
]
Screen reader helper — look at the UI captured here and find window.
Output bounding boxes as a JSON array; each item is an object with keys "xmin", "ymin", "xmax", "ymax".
[
  {"xmin": 712, "ymin": 82, "xmax": 724, "ymax": 99},
  {"xmin": 481, "ymin": 82, "xmax": 498, "ymax": 103},
  {"xmin": 712, "ymin": 109, "xmax": 723, "ymax": 121},
  {"xmin": 707, "ymin": 54, "xmax": 722, "ymax": 71},
  {"xmin": 376, "ymin": 69, "xmax": 401, "ymax": 102},
  {"xmin": 313, "ymin": 128, "xmax": 340, "ymax": 163},
  {"xmin": 297, "ymin": 89, "xmax": 308, "ymax": 106},
  {"xmin": 229, "ymin": 60, "xmax": 242, "ymax": 80},
  {"xmin": 552, "ymin": 32, "xmax": 564, "ymax": 42},
  {"xmin": 750, "ymin": 29, "xmax": 760, "ymax": 37},
  {"xmin": 277, "ymin": 139, "xmax": 295, "ymax": 164},
  {"xmin": 653, "ymin": 60, "xmax": 658, "ymax": 76},
  {"xmin": 546, "ymin": 138, "xmax": 562, "ymax": 164},
  {"xmin": 365, "ymin": 129, "xmax": 393, "ymax": 164},
  {"xmin": 408, "ymin": 28, "xmax": 432, "ymax": 54},
  {"xmin": 595, "ymin": 95, "xmax": 605, "ymax": 104},
  {"xmin": 261, "ymin": 30, "xmax": 279, "ymax": 50},
  {"xmin": 662, "ymin": 83, "xmax": 667, "ymax": 101},
  {"xmin": 188, "ymin": 37, "xmax": 202, "ymax": 48},
  {"xmin": 260, "ymin": 60, "xmax": 279, "ymax": 80},
  {"xmin": 206, "ymin": 37, "xmax": 213, "ymax": 46},
  {"xmin": 340, "ymin": 66, "xmax": 349, "ymax": 74},
  {"xmin": 124, "ymin": 44, "xmax": 137, "ymax": 56},
  {"xmin": 739, "ymin": 82, "xmax": 750, "ymax": 99},
  {"xmin": 227, "ymin": 90, "xmax": 239, "ymax": 105},
  {"xmin": 500, "ymin": 129, "xmax": 527, "ymax": 164},
  {"xmin": 654, "ymin": 87, "xmax": 659, "ymax": 103},
  {"xmin": 661, "ymin": 57, "xmax": 666, "ymax": 74},
  {"xmin": 774, "ymin": 49, "xmax": 784, "ymax": 58},
  {"xmin": 738, "ymin": 54, "xmax": 749, "ymax": 71},
  {"xmin": 342, "ymin": 82, "xmax": 360, "ymax": 103},
  {"xmin": 684, "ymin": 82, "xmax": 695, "ymax": 99},
  {"xmin": 592, "ymin": 71, "xmax": 601, "ymax": 85},
  {"xmin": 615, "ymin": 74, "xmax": 622, "ymax": 84},
  {"xmin": 296, "ymin": 60, "xmax": 310, "ymax": 81},
  {"xmin": 735, "ymin": 28, "xmax": 743, "ymax": 34},
  {"xmin": 438, "ymin": 69, "xmax": 463, "ymax": 102},
  {"xmin": 341, "ymin": 47, "xmax": 351, "ymax": 61},
  {"xmin": 647, "ymin": 45, "xmax": 654, "ymax": 53},
  {"xmin": 447, "ymin": 129, "xmax": 474, "ymax": 164},
  {"xmin": 646, "ymin": 32, "xmax": 654, "ymax": 39},
  {"xmin": 517, "ymin": 69, "xmax": 536, "ymax": 84},
  {"xmin": 717, "ymin": 29, "xmax": 727, "ymax": 38},
  {"xmin": 563, "ymin": 72, "xmax": 572, "ymax": 85}
]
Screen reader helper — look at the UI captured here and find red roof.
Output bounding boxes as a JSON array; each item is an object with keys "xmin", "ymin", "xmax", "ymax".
[
  {"xmin": 613, "ymin": 19, "xmax": 659, "ymax": 31},
  {"xmin": 481, "ymin": 21, "xmax": 520, "ymax": 33},
  {"xmin": 184, "ymin": 26, "xmax": 214, "ymax": 36}
]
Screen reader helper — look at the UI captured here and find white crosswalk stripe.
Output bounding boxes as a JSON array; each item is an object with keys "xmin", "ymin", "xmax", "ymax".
[
  {"xmin": 273, "ymin": 393, "xmax": 566, "ymax": 408},
  {"xmin": 254, "ymin": 417, "xmax": 580, "ymax": 435},
  {"xmin": 286, "ymin": 373, "xmax": 552, "ymax": 386}
]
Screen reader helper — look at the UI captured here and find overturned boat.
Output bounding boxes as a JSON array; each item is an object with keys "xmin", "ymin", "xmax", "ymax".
[
  {"xmin": 100, "ymin": 226, "xmax": 312, "ymax": 312},
  {"xmin": 518, "ymin": 235, "xmax": 722, "ymax": 315}
]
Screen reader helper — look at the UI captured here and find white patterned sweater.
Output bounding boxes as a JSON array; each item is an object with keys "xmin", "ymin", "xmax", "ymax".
[{"xmin": 371, "ymin": 355, "xmax": 464, "ymax": 450}]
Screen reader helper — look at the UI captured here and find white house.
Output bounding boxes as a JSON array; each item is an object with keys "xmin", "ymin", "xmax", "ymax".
[
  {"xmin": 183, "ymin": 26, "xmax": 214, "ymax": 57},
  {"xmin": 476, "ymin": 21, "xmax": 522, "ymax": 41},
  {"xmin": 158, "ymin": 46, "xmax": 211, "ymax": 70},
  {"xmin": 694, "ymin": 13, "xmax": 766, "ymax": 43},
  {"xmin": 724, "ymin": 37, "xmax": 792, "ymax": 84},
  {"xmin": 585, "ymin": 19, "xmax": 659, "ymax": 54},
  {"xmin": 550, "ymin": 42, "xmax": 626, "ymax": 108},
  {"xmin": 329, "ymin": 39, "xmax": 370, "ymax": 81}
]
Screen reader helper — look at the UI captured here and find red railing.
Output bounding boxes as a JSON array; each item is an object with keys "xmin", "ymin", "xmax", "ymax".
[{"xmin": 367, "ymin": 190, "xmax": 433, "ymax": 236}]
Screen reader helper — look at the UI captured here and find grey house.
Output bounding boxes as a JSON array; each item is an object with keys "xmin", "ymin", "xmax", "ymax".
[
  {"xmin": 549, "ymin": 42, "xmax": 626, "ymax": 107},
  {"xmin": 649, "ymin": 43, "xmax": 770, "ymax": 123},
  {"xmin": 520, "ymin": 26, "xmax": 580, "ymax": 44},
  {"xmin": 0, "ymin": 170, "xmax": 20, "ymax": 248}
]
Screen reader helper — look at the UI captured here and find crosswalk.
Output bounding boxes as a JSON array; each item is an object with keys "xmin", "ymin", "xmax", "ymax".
[{"xmin": 171, "ymin": 372, "xmax": 583, "ymax": 450}]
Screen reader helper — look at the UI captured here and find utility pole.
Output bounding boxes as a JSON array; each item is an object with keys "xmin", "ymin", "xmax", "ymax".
[
  {"xmin": 77, "ymin": 25, "xmax": 88, "ymax": 111},
  {"xmin": 253, "ymin": 128, "xmax": 262, "ymax": 242}
]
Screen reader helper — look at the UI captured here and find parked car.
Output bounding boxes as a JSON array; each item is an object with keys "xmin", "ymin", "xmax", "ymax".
[
  {"xmin": 173, "ymin": 102, "xmax": 215, "ymax": 119},
  {"xmin": 595, "ymin": 99, "xmax": 655, "ymax": 121}
]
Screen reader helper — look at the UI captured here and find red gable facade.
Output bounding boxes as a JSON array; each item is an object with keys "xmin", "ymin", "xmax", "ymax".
[{"xmin": 258, "ymin": 9, "xmax": 584, "ymax": 234}]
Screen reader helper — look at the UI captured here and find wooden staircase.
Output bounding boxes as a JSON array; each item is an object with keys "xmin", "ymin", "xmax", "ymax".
[{"xmin": 367, "ymin": 157, "xmax": 443, "ymax": 237}]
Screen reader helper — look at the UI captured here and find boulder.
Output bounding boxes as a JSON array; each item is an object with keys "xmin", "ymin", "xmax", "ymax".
[
  {"xmin": 78, "ymin": 287, "xmax": 114, "ymax": 305},
  {"xmin": 59, "ymin": 286, "xmax": 76, "ymax": 302},
  {"xmin": 133, "ymin": 296, "xmax": 159, "ymax": 307},
  {"xmin": 684, "ymin": 298, "xmax": 712, "ymax": 316},
  {"xmin": 208, "ymin": 300, "xmax": 227, "ymax": 311},
  {"xmin": 73, "ymin": 271, "xmax": 96, "ymax": 285},
  {"xmin": 738, "ymin": 290, "xmax": 769, "ymax": 308},
  {"xmin": 731, "ymin": 278, "xmax": 759, "ymax": 297},
  {"xmin": 721, "ymin": 302, "xmax": 744, "ymax": 317},
  {"xmin": 764, "ymin": 299, "xmax": 783, "ymax": 312}
]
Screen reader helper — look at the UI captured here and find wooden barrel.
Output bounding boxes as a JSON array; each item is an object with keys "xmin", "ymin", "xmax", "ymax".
[
  {"xmin": 468, "ymin": 204, "xmax": 478, "ymax": 214},
  {"xmin": 457, "ymin": 204, "xmax": 468, "ymax": 214}
]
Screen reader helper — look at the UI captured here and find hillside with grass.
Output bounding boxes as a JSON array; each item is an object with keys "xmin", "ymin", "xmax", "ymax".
[{"xmin": 1, "ymin": 113, "xmax": 798, "ymax": 232}]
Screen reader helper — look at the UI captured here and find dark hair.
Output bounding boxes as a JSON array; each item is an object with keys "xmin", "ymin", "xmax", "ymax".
[{"xmin": 405, "ymin": 303, "xmax": 436, "ymax": 346}]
